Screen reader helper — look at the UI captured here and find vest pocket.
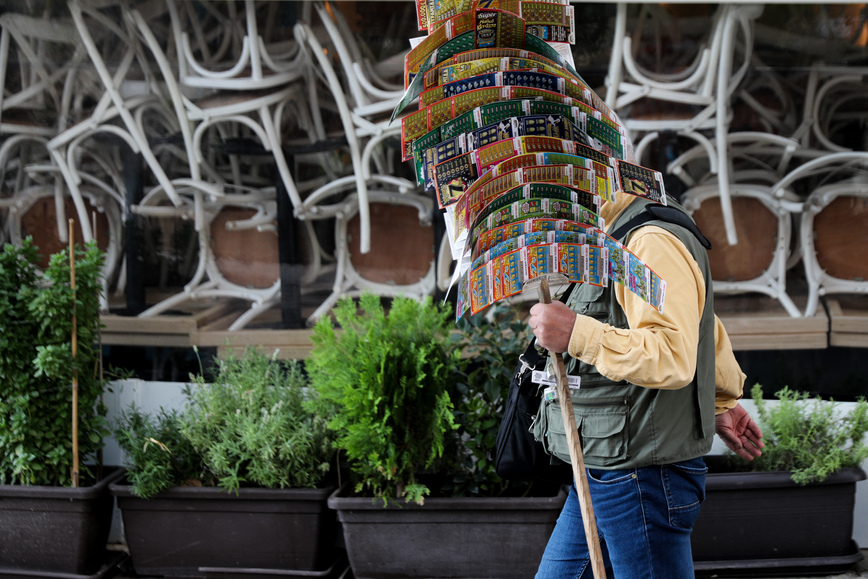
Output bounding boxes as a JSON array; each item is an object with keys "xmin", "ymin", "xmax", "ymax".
[{"xmin": 537, "ymin": 396, "xmax": 630, "ymax": 466}]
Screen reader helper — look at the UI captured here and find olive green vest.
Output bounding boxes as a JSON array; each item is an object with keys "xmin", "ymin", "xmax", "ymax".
[{"xmin": 533, "ymin": 197, "xmax": 716, "ymax": 469}]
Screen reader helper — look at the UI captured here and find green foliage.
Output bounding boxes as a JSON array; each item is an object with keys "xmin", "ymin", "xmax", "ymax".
[
  {"xmin": 728, "ymin": 384, "xmax": 868, "ymax": 484},
  {"xmin": 113, "ymin": 347, "xmax": 334, "ymax": 497},
  {"xmin": 305, "ymin": 294, "xmax": 461, "ymax": 505},
  {"xmin": 113, "ymin": 407, "xmax": 210, "ymax": 499},
  {"xmin": 0, "ymin": 238, "xmax": 108, "ymax": 486},
  {"xmin": 181, "ymin": 347, "xmax": 334, "ymax": 493},
  {"xmin": 447, "ymin": 302, "xmax": 533, "ymax": 497}
]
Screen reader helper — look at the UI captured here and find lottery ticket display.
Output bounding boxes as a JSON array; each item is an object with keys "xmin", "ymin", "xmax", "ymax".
[{"xmin": 397, "ymin": 0, "xmax": 668, "ymax": 318}]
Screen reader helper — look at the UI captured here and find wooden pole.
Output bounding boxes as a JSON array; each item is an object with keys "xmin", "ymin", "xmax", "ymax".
[
  {"xmin": 536, "ymin": 277, "xmax": 606, "ymax": 579},
  {"xmin": 69, "ymin": 219, "xmax": 79, "ymax": 488},
  {"xmin": 92, "ymin": 211, "xmax": 104, "ymax": 382}
]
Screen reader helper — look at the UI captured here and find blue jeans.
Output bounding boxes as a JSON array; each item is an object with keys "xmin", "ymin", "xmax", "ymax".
[{"xmin": 535, "ymin": 457, "xmax": 707, "ymax": 579}]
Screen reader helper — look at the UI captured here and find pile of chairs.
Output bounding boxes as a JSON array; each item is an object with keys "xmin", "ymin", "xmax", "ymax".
[
  {"xmin": 605, "ymin": 3, "xmax": 868, "ymax": 317},
  {"xmin": 0, "ymin": 0, "xmax": 437, "ymax": 328},
  {"xmin": 3, "ymin": 2, "xmax": 866, "ymax": 324}
]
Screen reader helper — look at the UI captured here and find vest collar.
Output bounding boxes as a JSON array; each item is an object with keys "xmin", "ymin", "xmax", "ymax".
[{"xmin": 600, "ymin": 192, "xmax": 640, "ymax": 232}]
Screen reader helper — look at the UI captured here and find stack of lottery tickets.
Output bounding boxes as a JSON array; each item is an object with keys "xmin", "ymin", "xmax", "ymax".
[{"xmin": 393, "ymin": 0, "xmax": 669, "ymax": 318}]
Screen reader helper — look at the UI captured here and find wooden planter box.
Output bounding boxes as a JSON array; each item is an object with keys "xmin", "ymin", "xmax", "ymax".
[
  {"xmin": 0, "ymin": 467, "xmax": 124, "ymax": 577},
  {"xmin": 692, "ymin": 456, "xmax": 866, "ymax": 576},
  {"xmin": 328, "ymin": 484, "xmax": 567, "ymax": 579},
  {"xmin": 111, "ymin": 482, "xmax": 340, "ymax": 577}
]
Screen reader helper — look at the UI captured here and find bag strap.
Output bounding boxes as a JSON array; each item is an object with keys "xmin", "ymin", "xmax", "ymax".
[{"xmin": 609, "ymin": 203, "xmax": 712, "ymax": 250}]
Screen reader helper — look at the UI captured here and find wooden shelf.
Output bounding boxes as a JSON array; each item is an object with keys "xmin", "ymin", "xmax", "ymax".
[
  {"xmin": 715, "ymin": 294, "xmax": 828, "ymax": 351},
  {"xmin": 99, "ymin": 293, "xmax": 325, "ymax": 359},
  {"xmin": 826, "ymin": 296, "xmax": 868, "ymax": 348},
  {"xmin": 195, "ymin": 307, "xmax": 318, "ymax": 360},
  {"xmin": 99, "ymin": 291, "xmax": 868, "ymax": 358},
  {"xmin": 101, "ymin": 301, "xmax": 240, "ymax": 348}
]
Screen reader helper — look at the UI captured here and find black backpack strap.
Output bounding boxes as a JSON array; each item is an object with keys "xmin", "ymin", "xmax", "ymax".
[{"xmin": 609, "ymin": 203, "xmax": 712, "ymax": 250}]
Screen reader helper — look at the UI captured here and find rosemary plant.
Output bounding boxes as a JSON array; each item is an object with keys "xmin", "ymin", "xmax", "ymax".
[{"xmin": 728, "ymin": 384, "xmax": 868, "ymax": 484}]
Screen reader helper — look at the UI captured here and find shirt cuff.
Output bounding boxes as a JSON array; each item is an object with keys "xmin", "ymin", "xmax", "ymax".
[
  {"xmin": 714, "ymin": 396, "xmax": 741, "ymax": 415},
  {"xmin": 568, "ymin": 313, "xmax": 606, "ymax": 363}
]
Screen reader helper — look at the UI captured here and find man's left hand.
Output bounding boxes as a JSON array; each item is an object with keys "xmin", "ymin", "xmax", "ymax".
[{"xmin": 715, "ymin": 403, "xmax": 764, "ymax": 461}]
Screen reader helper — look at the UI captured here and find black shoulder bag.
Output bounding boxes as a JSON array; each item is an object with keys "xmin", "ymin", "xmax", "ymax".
[{"xmin": 494, "ymin": 286, "xmax": 574, "ymax": 484}]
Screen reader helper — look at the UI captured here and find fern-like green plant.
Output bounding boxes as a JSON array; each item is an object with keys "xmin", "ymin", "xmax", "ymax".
[
  {"xmin": 181, "ymin": 347, "xmax": 334, "ymax": 493},
  {"xmin": 727, "ymin": 384, "xmax": 868, "ymax": 484},
  {"xmin": 305, "ymin": 294, "xmax": 461, "ymax": 505}
]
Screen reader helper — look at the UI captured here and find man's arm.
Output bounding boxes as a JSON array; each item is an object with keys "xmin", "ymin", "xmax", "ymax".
[
  {"xmin": 530, "ymin": 225, "xmax": 702, "ymax": 389},
  {"xmin": 713, "ymin": 315, "xmax": 764, "ymax": 459}
]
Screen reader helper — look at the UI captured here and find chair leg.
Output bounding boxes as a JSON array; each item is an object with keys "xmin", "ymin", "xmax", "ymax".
[
  {"xmin": 777, "ymin": 291, "xmax": 802, "ymax": 318},
  {"xmin": 227, "ymin": 293, "xmax": 280, "ymax": 331}
]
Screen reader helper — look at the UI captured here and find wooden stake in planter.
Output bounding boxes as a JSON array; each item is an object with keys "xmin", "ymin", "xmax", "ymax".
[
  {"xmin": 69, "ymin": 219, "xmax": 79, "ymax": 488},
  {"xmin": 528, "ymin": 274, "xmax": 607, "ymax": 579}
]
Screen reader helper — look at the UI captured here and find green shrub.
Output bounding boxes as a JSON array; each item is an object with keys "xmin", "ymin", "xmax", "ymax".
[
  {"xmin": 728, "ymin": 384, "xmax": 868, "ymax": 484},
  {"xmin": 305, "ymin": 294, "xmax": 461, "ymax": 505},
  {"xmin": 0, "ymin": 239, "xmax": 107, "ymax": 486},
  {"xmin": 182, "ymin": 347, "xmax": 333, "ymax": 493}
]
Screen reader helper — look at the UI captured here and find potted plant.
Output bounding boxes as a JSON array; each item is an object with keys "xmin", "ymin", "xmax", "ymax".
[
  {"xmin": 307, "ymin": 295, "xmax": 566, "ymax": 579},
  {"xmin": 0, "ymin": 238, "xmax": 123, "ymax": 577},
  {"xmin": 692, "ymin": 384, "xmax": 868, "ymax": 576},
  {"xmin": 110, "ymin": 346, "xmax": 342, "ymax": 578}
]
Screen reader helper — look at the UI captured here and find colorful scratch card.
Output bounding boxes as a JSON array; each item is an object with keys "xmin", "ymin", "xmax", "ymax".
[
  {"xmin": 584, "ymin": 245, "xmax": 607, "ymax": 286},
  {"xmin": 627, "ymin": 250, "xmax": 650, "ymax": 300},
  {"xmin": 495, "ymin": 249, "xmax": 523, "ymax": 300},
  {"xmin": 615, "ymin": 160, "xmax": 668, "ymax": 205},
  {"xmin": 555, "ymin": 243, "xmax": 585, "ymax": 283},
  {"xmin": 469, "ymin": 263, "xmax": 491, "ymax": 313},
  {"xmin": 523, "ymin": 243, "xmax": 552, "ymax": 281},
  {"xmin": 434, "ymin": 153, "xmax": 479, "ymax": 207},
  {"xmin": 603, "ymin": 234, "xmax": 627, "ymax": 286}
]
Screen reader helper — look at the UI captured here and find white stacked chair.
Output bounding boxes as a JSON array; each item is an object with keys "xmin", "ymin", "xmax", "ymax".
[
  {"xmin": 167, "ymin": 0, "xmax": 310, "ymax": 92},
  {"xmin": 294, "ymin": 20, "xmax": 436, "ymax": 325},
  {"xmin": 675, "ymin": 132, "xmax": 804, "ymax": 317},
  {"xmin": 301, "ymin": 2, "xmax": 416, "ymax": 256},
  {"xmin": 605, "ymin": 3, "xmax": 764, "ymax": 246},
  {"xmin": 0, "ymin": 8, "xmax": 123, "ymax": 283},
  {"xmin": 770, "ymin": 152, "xmax": 868, "ymax": 317},
  {"xmin": 127, "ymin": 5, "xmax": 326, "ymax": 330}
]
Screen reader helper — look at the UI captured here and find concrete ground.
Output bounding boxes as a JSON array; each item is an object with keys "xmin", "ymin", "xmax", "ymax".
[{"xmin": 104, "ymin": 549, "xmax": 868, "ymax": 579}]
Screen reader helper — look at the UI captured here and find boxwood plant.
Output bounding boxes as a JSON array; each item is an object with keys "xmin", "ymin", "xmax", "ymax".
[{"xmin": 0, "ymin": 238, "xmax": 107, "ymax": 486}]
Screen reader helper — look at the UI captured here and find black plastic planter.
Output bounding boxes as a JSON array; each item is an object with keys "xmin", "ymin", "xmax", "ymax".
[
  {"xmin": 692, "ymin": 455, "xmax": 866, "ymax": 577},
  {"xmin": 110, "ymin": 482, "xmax": 340, "ymax": 577},
  {"xmin": 328, "ymin": 484, "xmax": 567, "ymax": 579},
  {"xmin": 0, "ymin": 467, "xmax": 125, "ymax": 577}
]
